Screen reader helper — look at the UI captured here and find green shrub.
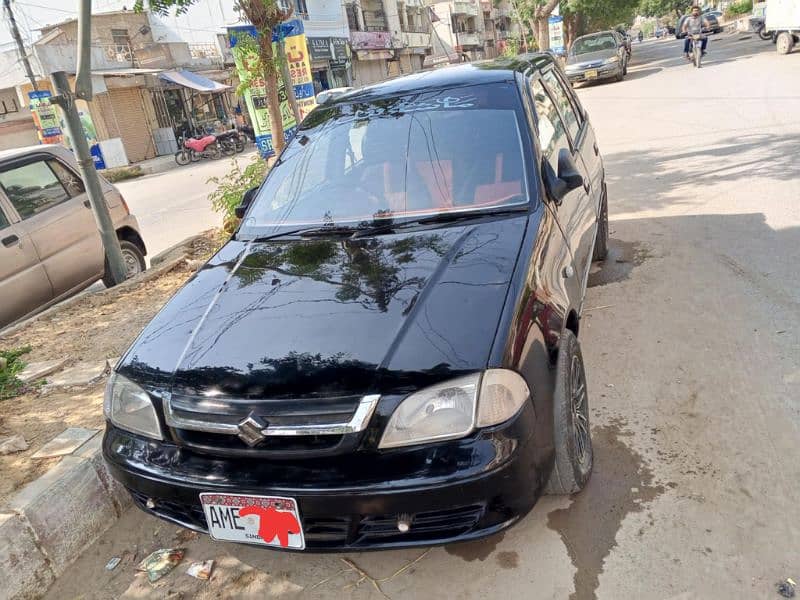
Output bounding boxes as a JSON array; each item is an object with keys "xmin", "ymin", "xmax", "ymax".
[
  {"xmin": 725, "ymin": 0, "xmax": 753, "ymax": 17},
  {"xmin": 104, "ymin": 165, "xmax": 143, "ymax": 183},
  {"xmin": 207, "ymin": 155, "xmax": 269, "ymax": 233},
  {"xmin": 0, "ymin": 346, "xmax": 32, "ymax": 400}
]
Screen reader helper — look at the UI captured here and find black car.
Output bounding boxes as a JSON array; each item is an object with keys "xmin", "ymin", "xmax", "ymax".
[{"xmin": 103, "ymin": 55, "xmax": 609, "ymax": 551}]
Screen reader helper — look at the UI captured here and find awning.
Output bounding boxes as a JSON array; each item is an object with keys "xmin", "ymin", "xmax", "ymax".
[
  {"xmin": 355, "ymin": 50, "xmax": 393, "ymax": 61},
  {"xmin": 159, "ymin": 70, "xmax": 231, "ymax": 92}
]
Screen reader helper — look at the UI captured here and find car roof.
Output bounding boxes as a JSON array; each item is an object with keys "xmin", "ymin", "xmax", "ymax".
[
  {"xmin": 0, "ymin": 144, "xmax": 74, "ymax": 165},
  {"xmin": 573, "ymin": 30, "xmax": 617, "ymax": 41},
  {"xmin": 330, "ymin": 55, "xmax": 555, "ymax": 104}
]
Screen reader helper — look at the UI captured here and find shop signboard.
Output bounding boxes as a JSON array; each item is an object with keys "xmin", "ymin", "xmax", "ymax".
[
  {"xmin": 549, "ymin": 15, "xmax": 565, "ymax": 55},
  {"xmin": 228, "ymin": 20, "xmax": 316, "ymax": 157},
  {"xmin": 28, "ymin": 90, "xmax": 63, "ymax": 143}
]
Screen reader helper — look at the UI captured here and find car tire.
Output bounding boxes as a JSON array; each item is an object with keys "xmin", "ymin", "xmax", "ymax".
[
  {"xmin": 544, "ymin": 329, "xmax": 593, "ymax": 495},
  {"xmin": 615, "ymin": 71, "xmax": 624, "ymax": 82},
  {"xmin": 593, "ymin": 185, "xmax": 608, "ymax": 261},
  {"xmin": 102, "ymin": 240, "xmax": 146, "ymax": 287},
  {"xmin": 776, "ymin": 31, "xmax": 794, "ymax": 54}
]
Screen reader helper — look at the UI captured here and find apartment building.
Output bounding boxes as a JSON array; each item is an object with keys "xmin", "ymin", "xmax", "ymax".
[{"xmin": 344, "ymin": 0, "xmax": 432, "ymax": 85}]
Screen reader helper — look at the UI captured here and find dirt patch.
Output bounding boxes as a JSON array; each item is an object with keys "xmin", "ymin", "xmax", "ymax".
[
  {"xmin": 546, "ymin": 419, "xmax": 665, "ymax": 600},
  {"xmin": 0, "ymin": 232, "xmax": 219, "ymax": 506},
  {"xmin": 588, "ymin": 239, "xmax": 651, "ymax": 288},
  {"xmin": 444, "ymin": 531, "xmax": 505, "ymax": 561}
]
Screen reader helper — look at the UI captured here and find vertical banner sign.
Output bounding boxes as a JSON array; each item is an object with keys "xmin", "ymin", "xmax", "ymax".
[
  {"xmin": 28, "ymin": 90, "xmax": 63, "ymax": 144},
  {"xmin": 549, "ymin": 15, "xmax": 565, "ymax": 55},
  {"xmin": 228, "ymin": 20, "xmax": 316, "ymax": 158}
]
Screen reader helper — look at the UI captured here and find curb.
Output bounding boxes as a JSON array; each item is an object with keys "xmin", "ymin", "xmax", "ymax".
[{"xmin": 1, "ymin": 433, "xmax": 131, "ymax": 600}]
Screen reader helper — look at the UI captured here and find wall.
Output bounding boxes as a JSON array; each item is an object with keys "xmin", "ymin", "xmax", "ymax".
[
  {"xmin": 39, "ymin": 12, "xmax": 155, "ymax": 46},
  {"xmin": 0, "ymin": 48, "xmax": 43, "ymax": 91},
  {"xmin": 0, "ymin": 119, "xmax": 39, "ymax": 151},
  {"xmin": 305, "ymin": 0, "xmax": 351, "ymax": 38}
]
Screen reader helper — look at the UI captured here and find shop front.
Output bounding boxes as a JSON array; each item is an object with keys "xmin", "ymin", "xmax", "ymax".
[
  {"xmin": 350, "ymin": 31, "xmax": 394, "ymax": 86},
  {"xmin": 308, "ymin": 36, "xmax": 352, "ymax": 93}
]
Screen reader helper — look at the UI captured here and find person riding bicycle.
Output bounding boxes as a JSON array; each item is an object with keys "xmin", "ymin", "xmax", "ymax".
[{"xmin": 683, "ymin": 5, "xmax": 711, "ymax": 60}]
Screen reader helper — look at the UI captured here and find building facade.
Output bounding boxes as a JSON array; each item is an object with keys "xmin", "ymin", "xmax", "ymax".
[
  {"xmin": 343, "ymin": 0, "xmax": 432, "ymax": 86},
  {"xmin": 0, "ymin": 9, "xmax": 235, "ymax": 163}
]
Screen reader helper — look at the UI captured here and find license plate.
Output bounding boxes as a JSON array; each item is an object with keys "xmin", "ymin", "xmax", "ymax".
[
  {"xmin": 585, "ymin": 69, "xmax": 598, "ymax": 79},
  {"xmin": 199, "ymin": 493, "xmax": 305, "ymax": 549}
]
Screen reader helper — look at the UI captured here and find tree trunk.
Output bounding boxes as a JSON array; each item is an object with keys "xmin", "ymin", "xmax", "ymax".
[
  {"xmin": 276, "ymin": 35, "xmax": 302, "ymax": 125},
  {"xmin": 564, "ymin": 13, "xmax": 576, "ymax": 51},
  {"xmin": 537, "ymin": 17, "xmax": 550, "ymax": 50},
  {"xmin": 258, "ymin": 32, "xmax": 286, "ymax": 155}
]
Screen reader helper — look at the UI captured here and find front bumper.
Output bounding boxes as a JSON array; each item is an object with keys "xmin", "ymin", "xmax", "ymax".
[
  {"xmin": 567, "ymin": 63, "xmax": 622, "ymax": 82},
  {"xmin": 103, "ymin": 402, "xmax": 548, "ymax": 551}
]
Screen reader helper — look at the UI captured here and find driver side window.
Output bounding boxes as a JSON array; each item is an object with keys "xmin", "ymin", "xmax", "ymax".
[{"xmin": 529, "ymin": 77, "xmax": 571, "ymax": 175}]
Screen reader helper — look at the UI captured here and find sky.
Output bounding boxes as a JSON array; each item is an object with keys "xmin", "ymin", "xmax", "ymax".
[{"xmin": 1, "ymin": 0, "xmax": 244, "ymax": 50}]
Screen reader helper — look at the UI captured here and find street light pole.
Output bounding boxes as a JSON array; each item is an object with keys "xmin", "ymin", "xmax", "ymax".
[
  {"xmin": 50, "ymin": 72, "xmax": 128, "ymax": 287},
  {"xmin": 48, "ymin": 0, "xmax": 128, "ymax": 286},
  {"xmin": 3, "ymin": 0, "xmax": 38, "ymax": 91}
]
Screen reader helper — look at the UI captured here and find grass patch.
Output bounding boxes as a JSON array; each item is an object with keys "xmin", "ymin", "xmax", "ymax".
[
  {"xmin": 104, "ymin": 165, "xmax": 143, "ymax": 183},
  {"xmin": 0, "ymin": 346, "xmax": 32, "ymax": 400}
]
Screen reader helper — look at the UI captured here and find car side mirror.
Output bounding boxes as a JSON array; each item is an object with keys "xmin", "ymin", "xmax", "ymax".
[
  {"xmin": 234, "ymin": 186, "xmax": 258, "ymax": 219},
  {"xmin": 543, "ymin": 149, "xmax": 584, "ymax": 204}
]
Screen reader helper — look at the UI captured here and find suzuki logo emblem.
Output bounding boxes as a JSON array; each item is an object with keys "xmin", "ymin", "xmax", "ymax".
[{"xmin": 237, "ymin": 414, "xmax": 268, "ymax": 447}]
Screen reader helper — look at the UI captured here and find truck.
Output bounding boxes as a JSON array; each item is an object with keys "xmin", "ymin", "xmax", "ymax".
[{"xmin": 765, "ymin": 0, "xmax": 800, "ymax": 54}]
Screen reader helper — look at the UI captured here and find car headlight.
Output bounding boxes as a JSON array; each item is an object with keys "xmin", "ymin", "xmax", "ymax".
[
  {"xmin": 378, "ymin": 370, "xmax": 530, "ymax": 449},
  {"xmin": 605, "ymin": 56, "xmax": 620, "ymax": 63},
  {"xmin": 104, "ymin": 372, "xmax": 163, "ymax": 440}
]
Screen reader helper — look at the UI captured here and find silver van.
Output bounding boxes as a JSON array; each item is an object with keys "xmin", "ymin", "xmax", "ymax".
[{"xmin": 0, "ymin": 145, "xmax": 147, "ymax": 328}]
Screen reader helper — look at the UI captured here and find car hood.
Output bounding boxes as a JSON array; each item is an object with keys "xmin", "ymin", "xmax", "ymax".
[
  {"xmin": 567, "ymin": 50, "xmax": 616, "ymax": 66},
  {"xmin": 118, "ymin": 216, "xmax": 527, "ymax": 397}
]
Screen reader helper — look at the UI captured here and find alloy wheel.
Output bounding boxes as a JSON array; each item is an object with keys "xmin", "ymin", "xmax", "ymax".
[{"xmin": 570, "ymin": 354, "xmax": 590, "ymax": 467}]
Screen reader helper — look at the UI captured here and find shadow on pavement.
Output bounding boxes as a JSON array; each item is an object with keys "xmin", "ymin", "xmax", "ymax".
[
  {"xmin": 604, "ymin": 132, "xmax": 800, "ymax": 214},
  {"xmin": 623, "ymin": 67, "xmax": 664, "ymax": 81}
]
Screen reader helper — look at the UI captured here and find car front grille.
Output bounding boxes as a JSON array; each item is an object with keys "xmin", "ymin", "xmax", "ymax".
[{"xmin": 161, "ymin": 392, "xmax": 378, "ymax": 458}]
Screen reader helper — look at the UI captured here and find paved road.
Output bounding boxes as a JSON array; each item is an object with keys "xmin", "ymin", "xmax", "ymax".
[
  {"xmin": 46, "ymin": 34, "xmax": 800, "ymax": 599},
  {"xmin": 116, "ymin": 150, "xmax": 258, "ymax": 261}
]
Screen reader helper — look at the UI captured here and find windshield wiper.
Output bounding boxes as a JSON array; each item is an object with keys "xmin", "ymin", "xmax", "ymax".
[
  {"xmin": 402, "ymin": 205, "xmax": 529, "ymax": 227},
  {"xmin": 250, "ymin": 206, "xmax": 528, "ymax": 242}
]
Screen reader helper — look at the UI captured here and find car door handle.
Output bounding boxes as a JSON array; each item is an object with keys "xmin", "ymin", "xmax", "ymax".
[
  {"xmin": 2, "ymin": 234, "xmax": 19, "ymax": 248},
  {"xmin": 83, "ymin": 199, "xmax": 91, "ymax": 208}
]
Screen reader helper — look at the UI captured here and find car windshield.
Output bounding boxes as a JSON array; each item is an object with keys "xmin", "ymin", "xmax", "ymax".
[
  {"xmin": 571, "ymin": 34, "xmax": 617, "ymax": 55},
  {"xmin": 239, "ymin": 83, "xmax": 527, "ymax": 236}
]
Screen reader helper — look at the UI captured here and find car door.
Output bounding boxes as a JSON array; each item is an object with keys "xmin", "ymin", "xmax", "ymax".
[
  {"xmin": 526, "ymin": 72, "xmax": 593, "ymax": 306},
  {"xmin": 0, "ymin": 194, "xmax": 53, "ymax": 327},
  {"xmin": 540, "ymin": 67, "xmax": 603, "ymax": 286},
  {"xmin": 0, "ymin": 155, "xmax": 104, "ymax": 297}
]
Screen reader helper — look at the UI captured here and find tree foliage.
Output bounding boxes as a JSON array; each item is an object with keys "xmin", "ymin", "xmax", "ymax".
[{"xmin": 636, "ymin": 0, "xmax": 691, "ymax": 17}]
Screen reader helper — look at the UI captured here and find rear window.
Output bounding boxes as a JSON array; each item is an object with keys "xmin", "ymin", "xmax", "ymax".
[
  {"xmin": 571, "ymin": 34, "xmax": 617, "ymax": 55},
  {"xmin": 241, "ymin": 83, "xmax": 527, "ymax": 234}
]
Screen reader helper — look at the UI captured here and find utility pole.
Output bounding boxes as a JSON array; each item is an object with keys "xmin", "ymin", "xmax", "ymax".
[
  {"xmin": 50, "ymin": 0, "xmax": 128, "ymax": 286},
  {"xmin": 3, "ymin": 0, "xmax": 38, "ymax": 91}
]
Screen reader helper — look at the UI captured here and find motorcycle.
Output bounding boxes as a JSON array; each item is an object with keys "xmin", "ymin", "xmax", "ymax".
[
  {"xmin": 216, "ymin": 129, "xmax": 246, "ymax": 154},
  {"xmin": 688, "ymin": 33, "xmax": 704, "ymax": 68},
  {"xmin": 174, "ymin": 133, "xmax": 222, "ymax": 165}
]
